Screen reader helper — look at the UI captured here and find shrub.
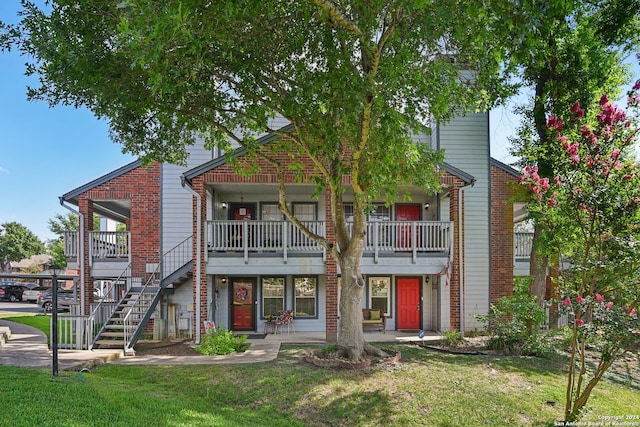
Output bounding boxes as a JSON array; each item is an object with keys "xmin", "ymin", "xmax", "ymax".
[
  {"xmin": 195, "ymin": 326, "xmax": 249, "ymax": 355},
  {"xmin": 440, "ymin": 330, "xmax": 464, "ymax": 347},
  {"xmin": 477, "ymin": 295, "xmax": 549, "ymax": 356}
]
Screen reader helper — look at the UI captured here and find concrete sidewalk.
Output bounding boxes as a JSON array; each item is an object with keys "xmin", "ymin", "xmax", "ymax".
[
  {"xmin": 0, "ymin": 319, "xmax": 438, "ymax": 371},
  {"xmin": 0, "ymin": 319, "xmax": 124, "ymax": 371},
  {"xmin": 0, "ymin": 319, "xmax": 283, "ymax": 370}
]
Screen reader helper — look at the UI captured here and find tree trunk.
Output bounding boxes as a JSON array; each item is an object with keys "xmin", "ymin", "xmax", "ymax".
[
  {"xmin": 337, "ymin": 259, "xmax": 366, "ymax": 360},
  {"xmin": 529, "ymin": 224, "xmax": 548, "ymax": 308},
  {"xmin": 334, "ymin": 216, "xmax": 389, "ymax": 361}
]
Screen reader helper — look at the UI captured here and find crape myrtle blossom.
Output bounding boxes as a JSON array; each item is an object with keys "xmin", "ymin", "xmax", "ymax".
[
  {"xmin": 519, "ymin": 88, "xmax": 640, "ymax": 220},
  {"xmin": 518, "ymin": 80, "xmax": 640, "ymax": 422}
]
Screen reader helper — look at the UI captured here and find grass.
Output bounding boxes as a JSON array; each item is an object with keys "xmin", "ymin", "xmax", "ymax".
[
  {"xmin": 1, "ymin": 343, "xmax": 639, "ymax": 426},
  {"xmin": 1, "ymin": 314, "xmax": 51, "ymax": 340}
]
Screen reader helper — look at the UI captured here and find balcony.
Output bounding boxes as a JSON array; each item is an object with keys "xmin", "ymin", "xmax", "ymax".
[
  {"xmin": 64, "ymin": 231, "xmax": 131, "ymax": 275},
  {"xmin": 514, "ymin": 232, "xmax": 534, "ymax": 276},
  {"xmin": 206, "ymin": 220, "xmax": 452, "ymax": 266}
]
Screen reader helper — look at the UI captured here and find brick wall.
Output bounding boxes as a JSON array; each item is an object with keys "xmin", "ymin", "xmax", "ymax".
[
  {"xmin": 490, "ymin": 165, "xmax": 516, "ymax": 304},
  {"xmin": 78, "ymin": 163, "xmax": 161, "ymax": 313},
  {"xmin": 324, "ymin": 187, "xmax": 338, "ymax": 344},
  {"xmin": 444, "ymin": 174, "xmax": 465, "ymax": 331}
]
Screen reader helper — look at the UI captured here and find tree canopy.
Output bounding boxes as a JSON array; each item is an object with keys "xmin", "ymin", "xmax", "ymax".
[
  {"xmin": 0, "ymin": 221, "xmax": 46, "ymax": 272},
  {"xmin": 500, "ymin": 0, "xmax": 640, "ymax": 305}
]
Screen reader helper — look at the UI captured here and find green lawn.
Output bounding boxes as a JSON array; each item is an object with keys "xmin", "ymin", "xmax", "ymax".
[
  {"xmin": 1, "ymin": 343, "xmax": 639, "ymax": 427},
  {"xmin": 1, "ymin": 314, "xmax": 50, "ymax": 339}
]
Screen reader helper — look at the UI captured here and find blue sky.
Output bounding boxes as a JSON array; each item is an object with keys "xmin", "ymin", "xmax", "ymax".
[{"xmin": 0, "ymin": 1, "xmax": 636, "ymax": 243}]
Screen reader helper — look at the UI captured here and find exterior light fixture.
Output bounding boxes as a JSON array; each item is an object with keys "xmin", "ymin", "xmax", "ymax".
[
  {"xmin": 424, "ymin": 203, "xmax": 430, "ymax": 210},
  {"xmin": 222, "ymin": 202, "xmax": 228, "ymax": 209}
]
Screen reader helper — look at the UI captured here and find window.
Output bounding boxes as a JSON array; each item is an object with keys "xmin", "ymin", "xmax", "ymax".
[
  {"xmin": 294, "ymin": 276, "xmax": 317, "ymax": 317},
  {"xmin": 261, "ymin": 203, "xmax": 281, "ymax": 221},
  {"xmin": 260, "ymin": 204, "xmax": 282, "ymax": 249},
  {"xmin": 344, "ymin": 204, "xmax": 392, "ymax": 247},
  {"xmin": 293, "ymin": 203, "xmax": 316, "ymax": 220},
  {"xmin": 343, "ymin": 203, "xmax": 390, "ymax": 221},
  {"xmin": 291, "ymin": 203, "xmax": 317, "ymax": 248},
  {"xmin": 262, "ymin": 277, "xmax": 284, "ymax": 318},
  {"xmin": 369, "ymin": 277, "xmax": 390, "ymax": 316}
]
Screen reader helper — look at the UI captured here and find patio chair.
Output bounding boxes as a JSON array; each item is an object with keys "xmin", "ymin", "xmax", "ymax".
[{"xmin": 274, "ymin": 310, "xmax": 295, "ymax": 334}]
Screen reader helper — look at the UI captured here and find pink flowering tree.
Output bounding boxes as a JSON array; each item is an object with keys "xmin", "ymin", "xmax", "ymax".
[{"xmin": 519, "ymin": 76, "xmax": 640, "ymax": 421}]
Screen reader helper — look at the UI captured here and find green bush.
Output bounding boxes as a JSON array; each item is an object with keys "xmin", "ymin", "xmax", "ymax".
[
  {"xmin": 195, "ymin": 326, "xmax": 249, "ymax": 355},
  {"xmin": 440, "ymin": 330, "xmax": 464, "ymax": 347},
  {"xmin": 477, "ymin": 295, "xmax": 550, "ymax": 356}
]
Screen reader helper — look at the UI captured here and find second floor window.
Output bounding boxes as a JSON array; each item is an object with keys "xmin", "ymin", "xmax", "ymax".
[
  {"xmin": 343, "ymin": 204, "xmax": 391, "ymax": 222},
  {"xmin": 261, "ymin": 203, "xmax": 281, "ymax": 221}
]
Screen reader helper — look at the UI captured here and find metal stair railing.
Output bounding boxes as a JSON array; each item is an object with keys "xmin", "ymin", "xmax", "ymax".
[
  {"xmin": 122, "ymin": 262, "xmax": 162, "ymax": 353},
  {"xmin": 87, "ymin": 262, "xmax": 132, "ymax": 350},
  {"xmin": 121, "ymin": 235, "xmax": 194, "ymax": 352},
  {"xmin": 161, "ymin": 235, "xmax": 193, "ymax": 282}
]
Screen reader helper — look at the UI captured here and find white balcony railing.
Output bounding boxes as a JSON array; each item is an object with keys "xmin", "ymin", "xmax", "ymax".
[
  {"xmin": 207, "ymin": 220, "xmax": 325, "ymax": 252},
  {"xmin": 90, "ymin": 231, "xmax": 130, "ymax": 259},
  {"xmin": 354, "ymin": 221, "xmax": 452, "ymax": 252},
  {"xmin": 63, "ymin": 231, "xmax": 131, "ymax": 261},
  {"xmin": 514, "ymin": 232, "xmax": 534, "ymax": 258},
  {"xmin": 206, "ymin": 220, "xmax": 452, "ymax": 256}
]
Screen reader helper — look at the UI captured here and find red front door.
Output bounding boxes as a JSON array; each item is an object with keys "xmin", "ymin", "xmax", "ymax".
[
  {"xmin": 397, "ymin": 278, "xmax": 421, "ymax": 330},
  {"xmin": 231, "ymin": 279, "xmax": 255, "ymax": 331},
  {"xmin": 396, "ymin": 205, "xmax": 421, "ymax": 250}
]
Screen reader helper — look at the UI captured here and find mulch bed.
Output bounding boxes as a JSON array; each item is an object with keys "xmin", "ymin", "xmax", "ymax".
[{"xmin": 133, "ymin": 340, "xmax": 201, "ymax": 356}]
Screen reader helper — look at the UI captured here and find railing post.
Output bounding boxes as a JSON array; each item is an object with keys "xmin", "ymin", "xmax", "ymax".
[
  {"xmin": 243, "ymin": 220, "xmax": 249, "ymax": 263},
  {"xmin": 283, "ymin": 222, "xmax": 288, "ymax": 264},
  {"xmin": 374, "ymin": 223, "xmax": 379, "ymax": 264},
  {"xmin": 412, "ymin": 221, "xmax": 417, "ymax": 263}
]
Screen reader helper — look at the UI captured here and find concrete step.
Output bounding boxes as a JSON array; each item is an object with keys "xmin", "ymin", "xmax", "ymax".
[
  {"xmin": 99, "ymin": 332, "xmax": 125, "ymax": 338},
  {"xmin": 94, "ymin": 339, "xmax": 125, "ymax": 348}
]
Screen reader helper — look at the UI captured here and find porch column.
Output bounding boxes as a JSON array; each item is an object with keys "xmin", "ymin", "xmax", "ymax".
[
  {"xmin": 447, "ymin": 178, "xmax": 464, "ymax": 331},
  {"xmin": 324, "ymin": 188, "xmax": 338, "ymax": 344},
  {"xmin": 191, "ymin": 177, "xmax": 208, "ymax": 343},
  {"xmin": 78, "ymin": 196, "xmax": 94, "ymax": 315}
]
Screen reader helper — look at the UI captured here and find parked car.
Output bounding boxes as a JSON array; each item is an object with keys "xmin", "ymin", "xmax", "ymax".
[
  {"xmin": 0, "ymin": 284, "xmax": 24, "ymax": 302},
  {"xmin": 22, "ymin": 286, "xmax": 49, "ymax": 303},
  {"xmin": 37, "ymin": 289, "xmax": 78, "ymax": 313},
  {"xmin": 16, "ymin": 282, "xmax": 39, "ymax": 290}
]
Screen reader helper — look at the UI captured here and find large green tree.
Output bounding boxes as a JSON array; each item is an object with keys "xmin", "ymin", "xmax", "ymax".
[
  {"xmin": 0, "ymin": 221, "xmax": 46, "ymax": 272},
  {"xmin": 4, "ymin": 0, "xmax": 509, "ymax": 360},
  {"xmin": 503, "ymin": 0, "xmax": 640, "ymax": 306}
]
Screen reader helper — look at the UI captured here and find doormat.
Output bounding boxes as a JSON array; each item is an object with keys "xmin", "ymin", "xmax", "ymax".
[{"xmin": 244, "ymin": 334, "xmax": 266, "ymax": 339}]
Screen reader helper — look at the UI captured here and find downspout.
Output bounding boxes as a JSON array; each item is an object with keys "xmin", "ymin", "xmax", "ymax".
[
  {"xmin": 458, "ymin": 180, "xmax": 475, "ymax": 337},
  {"xmin": 181, "ymin": 176, "xmax": 202, "ymax": 345},
  {"xmin": 60, "ymin": 198, "xmax": 85, "ymax": 315}
]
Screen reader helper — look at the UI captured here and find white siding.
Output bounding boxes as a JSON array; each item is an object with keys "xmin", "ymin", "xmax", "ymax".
[
  {"xmin": 439, "ymin": 112, "xmax": 490, "ymax": 331},
  {"xmin": 161, "ymin": 141, "xmax": 213, "ymax": 254},
  {"xmin": 169, "ymin": 280, "xmax": 196, "ymax": 338}
]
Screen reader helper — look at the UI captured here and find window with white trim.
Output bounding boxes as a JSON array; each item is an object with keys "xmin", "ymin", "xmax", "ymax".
[
  {"xmin": 262, "ymin": 277, "xmax": 284, "ymax": 318},
  {"xmin": 294, "ymin": 276, "xmax": 317, "ymax": 317},
  {"xmin": 369, "ymin": 276, "xmax": 391, "ymax": 316},
  {"xmin": 261, "ymin": 203, "xmax": 281, "ymax": 221}
]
